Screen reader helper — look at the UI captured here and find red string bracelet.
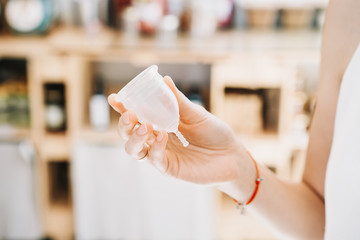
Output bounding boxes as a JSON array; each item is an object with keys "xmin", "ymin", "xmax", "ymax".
[{"xmin": 232, "ymin": 152, "xmax": 263, "ymax": 214}]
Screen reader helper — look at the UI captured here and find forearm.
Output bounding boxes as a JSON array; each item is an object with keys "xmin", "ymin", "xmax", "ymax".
[{"xmin": 218, "ymin": 146, "xmax": 325, "ymax": 239}]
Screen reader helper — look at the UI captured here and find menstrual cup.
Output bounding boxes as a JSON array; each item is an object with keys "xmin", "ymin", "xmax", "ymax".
[{"xmin": 116, "ymin": 65, "xmax": 189, "ymax": 147}]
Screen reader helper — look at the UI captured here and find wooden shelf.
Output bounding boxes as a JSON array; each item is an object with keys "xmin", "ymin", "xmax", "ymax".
[
  {"xmin": 76, "ymin": 126, "xmax": 124, "ymax": 145},
  {"xmin": 47, "ymin": 27, "xmax": 114, "ymax": 54},
  {"xmin": 37, "ymin": 133, "xmax": 70, "ymax": 161},
  {"xmin": 0, "ymin": 35, "xmax": 51, "ymax": 58},
  {"xmin": 0, "ymin": 27, "xmax": 322, "ymax": 61},
  {"xmin": 241, "ymin": 0, "xmax": 328, "ymax": 9},
  {"xmin": 0, "ymin": 126, "xmax": 31, "ymax": 141},
  {"xmin": 42, "ymin": 204, "xmax": 73, "ymax": 240}
]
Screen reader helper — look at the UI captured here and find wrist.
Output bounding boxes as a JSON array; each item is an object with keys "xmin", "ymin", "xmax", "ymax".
[{"xmin": 217, "ymin": 146, "xmax": 258, "ymax": 205}]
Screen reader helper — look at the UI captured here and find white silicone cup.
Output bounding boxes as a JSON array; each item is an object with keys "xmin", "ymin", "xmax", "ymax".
[{"xmin": 116, "ymin": 65, "xmax": 189, "ymax": 147}]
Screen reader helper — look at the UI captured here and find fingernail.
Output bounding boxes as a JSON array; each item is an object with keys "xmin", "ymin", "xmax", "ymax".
[
  {"xmin": 122, "ymin": 112, "xmax": 130, "ymax": 124},
  {"xmin": 157, "ymin": 131, "xmax": 163, "ymax": 142},
  {"xmin": 137, "ymin": 124, "xmax": 147, "ymax": 135}
]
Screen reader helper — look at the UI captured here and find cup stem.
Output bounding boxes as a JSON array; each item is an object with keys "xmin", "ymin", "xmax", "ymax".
[{"xmin": 175, "ymin": 130, "xmax": 189, "ymax": 147}]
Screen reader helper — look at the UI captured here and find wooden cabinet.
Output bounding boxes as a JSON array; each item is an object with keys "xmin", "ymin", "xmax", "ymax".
[{"xmin": 0, "ymin": 28, "xmax": 320, "ymax": 239}]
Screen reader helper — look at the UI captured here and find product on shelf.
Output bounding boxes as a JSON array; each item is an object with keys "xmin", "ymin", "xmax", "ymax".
[
  {"xmin": 188, "ymin": 84, "xmax": 204, "ymax": 107},
  {"xmin": 157, "ymin": 14, "xmax": 179, "ymax": 47},
  {"xmin": 216, "ymin": 0, "xmax": 235, "ymax": 29},
  {"xmin": 112, "ymin": 0, "xmax": 133, "ymax": 28},
  {"xmin": 89, "ymin": 75, "xmax": 110, "ymax": 131},
  {"xmin": 138, "ymin": 0, "xmax": 165, "ymax": 35},
  {"xmin": 44, "ymin": 83, "xmax": 66, "ymax": 132},
  {"xmin": 247, "ymin": 8, "xmax": 278, "ymax": 29},
  {"xmin": 189, "ymin": 0, "xmax": 217, "ymax": 38},
  {"xmin": 121, "ymin": 5, "xmax": 140, "ymax": 44},
  {"xmin": 233, "ymin": 2, "xmax": 248, "ymax": 29},
  {"xmin": 223, "ymin": 89, "xmax": 263, "ymax": 135},
  {"xmin": 281, "ymin": 8, "xmax": 314, "ymax": 29},
  {"xmin": 78, "ymin": 0, "xmax": 102, "ymax": 36},
  {"xmin": 0, "ymin": 58, "xmax": 29, "ymax": 128},
  {"xmin": 5, "ymin": 0, "xmax": 56, "ymax": 35}
]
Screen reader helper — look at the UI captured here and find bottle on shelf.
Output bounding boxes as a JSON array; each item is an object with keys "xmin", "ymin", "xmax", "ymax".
[
  {"xmin": 157, "ymin": 14, "xmax": 179, "ymax": 48},
  {"xmin": 190, "ymin": 0, "xmax": 217, "ymax": 38},
  {"xmin": 216, "ymin": 0, "xmax": 235, "ymax": 29},
  {"xmin": 187, "ymin": 84, "xmax": 204, "ymax": 107},
  {"xmin": 121, "ymin": 5, "xmax": 140, "ymax": 45},
  {"xmin": 89, "ymin": 75, "xmax": 110, "ymax": 131},
  {"xmin": 44, "ymin": 83, "xmax": 66, "ymax": 132},
  {"xmin": 138, "ymin": 0, "xmax": 165, "ymax": 35}
]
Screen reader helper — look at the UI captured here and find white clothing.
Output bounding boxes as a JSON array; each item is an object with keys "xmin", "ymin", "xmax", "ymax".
[{"xmin": 325, "ymin": 43, "xmax": 360, "ymax": 239}]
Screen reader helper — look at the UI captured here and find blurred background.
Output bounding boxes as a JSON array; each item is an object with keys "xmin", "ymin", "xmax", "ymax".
[{"xmin": 0, "ymin": 0, "xmax": 327, "ymax": 239}]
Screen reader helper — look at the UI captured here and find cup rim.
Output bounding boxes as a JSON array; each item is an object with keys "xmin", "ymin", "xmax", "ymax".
[{"xmin": 116, "ymin": 65, "xmax": 159, "ymax": 102}]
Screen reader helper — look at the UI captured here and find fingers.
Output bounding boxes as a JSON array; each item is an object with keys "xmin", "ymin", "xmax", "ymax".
[
  {"xmin": 109, "ymin": 91, "xmax": 169, "ymax": 168},
  {"xmin": 118, "ymin": 112, "xmax": 170, "ymax": 173},
  {"xmin": 108, "ymin": 93, "xmax": 126, "ymax": 114},
  {"xmin": 147, "ymin": 130, "xmax": 169, "ymax": 173},
  {"xmin": 117, "ymin": 111, "xmax": 139, "ymax": 140},
  {"xmin": 125, "ymin": 122, "xmax": 154, "ymax": 160}
]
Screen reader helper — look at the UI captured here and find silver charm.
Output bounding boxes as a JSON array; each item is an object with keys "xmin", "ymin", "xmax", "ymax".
[
  {"xmin": 236, "ymin": 202, "xmax": 247, "ymax": 215},
  {"xmin": 257, "ymin": 177, "xmax": 264, "ymax": 182}
]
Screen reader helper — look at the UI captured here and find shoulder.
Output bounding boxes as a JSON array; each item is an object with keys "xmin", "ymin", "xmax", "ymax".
[{"xmin": 321, "ymin": 0, "xmax": 360, "ymax": 79}]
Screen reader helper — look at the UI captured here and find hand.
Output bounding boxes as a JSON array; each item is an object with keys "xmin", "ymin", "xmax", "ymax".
[{"xmin": 108, "ymin": 76, "xmax": 247, "ymax": 185}]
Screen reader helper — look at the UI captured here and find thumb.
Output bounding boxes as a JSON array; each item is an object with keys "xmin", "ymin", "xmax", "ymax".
[{"xmin": 163, "ymin": 76, "xmax": 208, "ymax": 124}]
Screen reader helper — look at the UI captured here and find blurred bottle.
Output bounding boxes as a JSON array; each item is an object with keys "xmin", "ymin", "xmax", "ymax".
[
  {"xmin": 215, "ymin": 0, "xmax": 234, "ymax": 29},
  {"xmin": 233, "ymin": 1, "xmax": 248, "ymax": 29},
  {"xmin": 110, "ymin": 0, "xmax": 132, "ymax": 29},
  {"xmin": 156, "ymin": 0, "xmax": 182, "ymax": 46},
  {"xmin": 179, "ymin": 2, "xmax": 191, "ymax": 33},
  {"xmin": 312, "ymin": 8, "xmax": 326, "ymax": 29},
  {"xmin": 78, "ymin": 0, "xmax": 101, "ymax": 36},
  {"xmin": 89, "ymin": 76, "xmax": 110, "ymax": 131},
  {"xmin": 167, "ymin": 0, "xmax": 184, "ymax": 17},
  {"xmin": 157, "ymin": 14, "xmax": 179, "ymax": 48},
  {"xmin": 190, "ymin": 0, "xmax": 217, "ymax": 38},
  {"xmin": 57, "ymin": 0, "xmax": 82, "ymax": 27},
  {"xmin": 121, "ymin": 5, "xmax": 140, "ymax": 45},
  {"xmin": 45, "ymin": 84, "xmax": 66, "ymax": 132},
  {"xmin": 137, "ymin": 0, "xmax": 165, "ymax": 35},
  {"xmin": 188, "ymin": 84, "xmax": 204, "ymax": 107}
]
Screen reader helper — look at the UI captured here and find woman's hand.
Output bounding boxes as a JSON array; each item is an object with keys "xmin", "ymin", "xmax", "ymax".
[{"xmin": 108, "ymin": 76, "xmax": 247, "ymax": 185}]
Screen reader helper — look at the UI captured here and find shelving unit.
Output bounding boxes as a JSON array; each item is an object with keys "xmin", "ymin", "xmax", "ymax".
[{"xmin": 0, "ymin": 26, "xmax": 321, "ymax": 239}]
